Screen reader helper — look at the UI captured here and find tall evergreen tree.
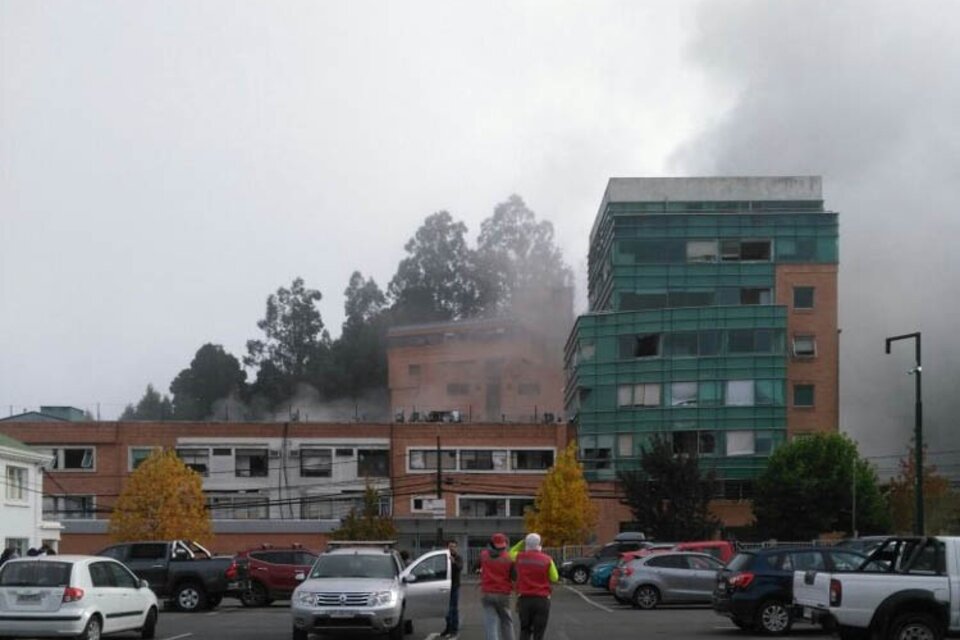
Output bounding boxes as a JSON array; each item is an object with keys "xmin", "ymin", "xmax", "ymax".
[
  {"xmin": 120, "ymin": 384, "xmax": 173, "ymax": 421},
  {"xmin": 170, "ymin": 343, "xmax": 246, "ymax": 420}
]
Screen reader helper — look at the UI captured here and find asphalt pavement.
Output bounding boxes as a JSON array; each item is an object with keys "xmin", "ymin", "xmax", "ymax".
[{"xmin": 147, "ymin": 585, "xmax": 836, "ymax": 640}]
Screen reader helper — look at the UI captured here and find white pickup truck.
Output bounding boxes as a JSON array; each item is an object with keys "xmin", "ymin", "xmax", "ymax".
[{"xmin": 793, "ymin": 537, "xmax": 957, "ymax": 640}]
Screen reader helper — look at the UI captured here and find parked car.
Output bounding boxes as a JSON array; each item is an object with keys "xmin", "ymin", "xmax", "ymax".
[
  {"xmin": 235, "ymin": 544, "xmax": 319, "ymax": 607},
  {"xmin": 713, "ymin": 546, "xmax": 866, "ymax": 635},
  {"xmin": 674, "ymin": 540, "xmax": 737, "ymax": 563},
  {"xmin": 291, "ymin": 542, "xmax": 451, "ymax": 640},
  {"xmin": 832, "ymin": 536, "xmax": 888, "ymax": 557},
  {"xmin": 590, "ymin": 559, "xmax": 619, "ymax": 589},
  {"xmin": 0, "ymin": 555, "xmax": 160, "ymax": 639},
  {"xmin": 614, "ymin": 551, "xmax": 725, "ymax": 609},
  {"xmin": 794, "ymin": 536, "xmax": 953, "ymax": 640},
  {"xmin": 561, "ymin": 533, "xmax": 650, "ymax": 585},
  {"xmin": 97, "ymin": 539, "xmax": 247, "ymax": 612},
  {"xmin": 609, "ymin": 544, "xmax": 674, "ymax": 596}
]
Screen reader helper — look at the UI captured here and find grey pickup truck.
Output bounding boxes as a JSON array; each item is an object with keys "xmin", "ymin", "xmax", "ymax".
[{"xmin": 98, "ymin": 539, "xmax": 248, "ymax": 612}]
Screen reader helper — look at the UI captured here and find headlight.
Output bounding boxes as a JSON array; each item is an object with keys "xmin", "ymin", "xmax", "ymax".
[
  {"xmin": 296, "ymin": 591, "xmax": 316, "ymax": 607},
  {"xmin": 369, "ymin": 591, "xmax": 397, "ymax": 607}
]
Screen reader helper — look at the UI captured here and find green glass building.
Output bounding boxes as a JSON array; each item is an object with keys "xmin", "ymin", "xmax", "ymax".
[{"xmin": 565, "ymin": 177, "xmax": 839, "ymax": 495}]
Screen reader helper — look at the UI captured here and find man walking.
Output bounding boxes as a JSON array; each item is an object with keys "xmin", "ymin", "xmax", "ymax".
[
  {"xmin": 480, "ymin": 533, "xmax": 516, "ymax": 640},
  {"xmin": 440, "ymin": 539, "xmax": 464, "ymax": 638},
  {"xmin": 511, "ymin": 533, "xmax": 558, "ymax": 640}
]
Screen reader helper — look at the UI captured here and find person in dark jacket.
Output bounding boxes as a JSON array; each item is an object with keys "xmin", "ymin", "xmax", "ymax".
[
  {"xmin": 480, "ymin": 533, "xmax": 516, "ymax": 640},
  {"xmin": 440, "ymin": 540, "xmax": 464, "ymax": 638},
  {"xmin": 510, "ymin": 533, "xmax": 558, "ymax": 640},
  {"xmin": 0, "ymin": 548, "xmax": 15, "ymax": 566}
]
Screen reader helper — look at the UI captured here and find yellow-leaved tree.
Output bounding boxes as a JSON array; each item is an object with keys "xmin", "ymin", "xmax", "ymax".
[
  {"xmin": 524, "ymin": 441, "xmax": 597, "ymax": 547},
  {"xmin": 108, "ymin": 449, "xmax": 212, "ymax": 542}
]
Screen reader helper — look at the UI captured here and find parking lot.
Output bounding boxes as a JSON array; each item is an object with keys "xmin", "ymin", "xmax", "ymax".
[{"xmin": 143, "ymin": 583, "xmax": 835, "ymax": 640}]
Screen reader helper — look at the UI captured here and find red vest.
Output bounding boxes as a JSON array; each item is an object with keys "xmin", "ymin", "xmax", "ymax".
[
  {"xmin": 515, "ymin": 550, "xmax": 553, "ymax": 597},
  {"xmin": 480, "ymin": 549, "xmax": 514, "ymax": 594}
]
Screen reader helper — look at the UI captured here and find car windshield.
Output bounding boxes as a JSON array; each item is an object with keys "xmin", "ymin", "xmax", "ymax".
[
  {"xmin": 725, "ymin": 553, "xmax": 754, "ymax": 572},
  {"xmin": 310, "ymin": 554, "xmax": 397, "ymax": 579},
  {"xmin": 0, "ymin": 562, "xmax": 72, "ymax": 587}
]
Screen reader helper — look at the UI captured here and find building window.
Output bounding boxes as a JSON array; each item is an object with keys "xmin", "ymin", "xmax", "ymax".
[
  {"xmin": 698, "ymin": 381, "xmax": 723, "ymax": 406},
  {"xmin": 793, "ymin": 286, "xmax": 815, "ymax": 309},
  {"xmin": 686, "ymin": 240, "xmax": 718, "ymax": 263},
  {"xmin": 620, "ymin": 292, "xmax": 667, "ymax": 310},
  {"xmin": 207, "ymin": 493, "xmax": 268, "ymax": 519},
  {"xmin": 619, "ymin": 333, "xmax": 661, "ymax": 359},
  {"xmin": 793, "ymin": 335, "xmax": 817, "ymax": 357},
  {"xmin": 510, "ymin": 498, "xmax": 535, "ymax": 517},
  {"xmin": 460, "ymin": 450, "xmax": 508, "ymax": 471},
  {"xmin": 357, "ymin": 449, "xmax": 389, "ymax": 477},
  {"xmin": 756, "ymin": 432, "xmax": 776, "ymax": 454},
  {"xmin": 518, "ymin": 383, "xmax": 541, "ymax": 396},
  {"xmin": 755, "ymin": 380, "xmax": 784, "ymax": 406},
  {"xmin": 459, "ymin": 497, "xmax": 507, "ymax": 518},
  {"xmin": 446, "ymin": 382, "xmax": 470, "ymax": 395},
  {"xmin": 235, "ymin": 449, "xmax": 269, "ymax": 477},
  {"xmin": 670, "ymin": 382, "xmax": 698, "ymax": 407},
  {"xmin": 46, "ymin": 447, "xmax": 95, "ymax": 471},
  {"xmin": 408, "ymin": 450, "xmax": 457, "ymax": 471},
  {"xmin": 512, "ymin": 450, "xmax": 554, "ymax": 470},
  {"xmin": 668, "ymin": 291, "xmax": 715, "ymax": 308},
  {"xmin": 582, "ymin": 447, "xmax": 612, "ymax": 470},
  {"xmin": 794, "ymin": 384, "xmax": 815, "ymax": 407},
  {"xmin": 668, "ymin": 332, "xmax": 699, "ymax": 357},
  {"xmin": 301, "ymin": 496, "xmax": 334, "ymax": 519},
  {"xmin": 408, "ymin": 364, "xmax": 421, "ymax": 375},
  {"xmin": 129, "ymin": 447, "xmax": 158, "ymax": 471},
  {"xmin": 721, "ymin": 239, "xmax": 772, "ymax": 262},
  {"xmin": 577, "ymin": 340, "xmax": 596, "ymax": 363},
  {"xmin": 5, "ymin": 466, "xmax": 26, "ymax": 502},
  {"xmin": 617, "ymin": 383, "xmax": 661, "ymax": 408},
  {"xmin": 725, "ymin": 380, "xmax": 755, "ymax": 406},
  {"xmin": 740, "ymin": 288, "xmax": 772, "ymax": 305},
  {"xmin": 729, "ymin": 329, "xmax": 775, "ymax": 354},
  {"xmin": 43, "ymin": 495, "xmax": 96, "ymax": 520},
  {"xmin": 726, "ymin": 431, "xmax": 756, "ymax": 456},
  {"xmin": 618, "ymin": 434, "xmax": 633, "ymax": 458},
  {"xmin": 672, "ymin": 431, "xmax": 717, "ymax": 456},
  {"xmin": 300, "ymin": 448, "xmax": 332, "ymax": 478},
  {"xmin": 3, "ymin": 538, "xmax": 28, "ymax": 557},
  {"xmin": 176, "ymin": 448, "xmax": 210, "ymax": 476},
  {"xmin": 213, "ymin": 448, "xmax": 232, "ymax": 456}
]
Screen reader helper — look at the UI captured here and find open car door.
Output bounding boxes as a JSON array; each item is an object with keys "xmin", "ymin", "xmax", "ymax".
[{"xmin": 400, "ymin": 550, "xmax": 451, "ymax": 621}]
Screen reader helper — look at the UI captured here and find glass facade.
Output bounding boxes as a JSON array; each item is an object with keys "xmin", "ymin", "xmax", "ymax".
[{"xmin": 567, "ymin": 184, "xmax": 838, "ymax": 480}]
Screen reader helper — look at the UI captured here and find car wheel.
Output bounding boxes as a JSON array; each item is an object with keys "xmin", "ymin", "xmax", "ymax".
[
  {"xmin": 174, "ymin": 581, "xmax": 207, "ymax": 612},
  {"xmin": 292, "ymin": 625, "xmax": 309, "ymax": 640},
  {"xmin": 570, "ymin": 567, "xmax": 590, "ymax": 584},
  {"xmin": 756, "ymin": 599, "xmax": 792, "ymax": 635},
  {"xmin": 632, "ymin": 585, "xmax": 660, "ymax": 610},
  {"xmin": 240, "ymin": 581, "xmax": 269, "ymax": 608},
  {"xmin": 141, "ymin": 607, "xmax": 158, "ymax": 639},
  {"xmin": 889, "ymin": 612, "xmax": 943, "ymax": 640},
  {"xmin": 78, "ymin": 614, "xmax": 102, "ymax": 640}
]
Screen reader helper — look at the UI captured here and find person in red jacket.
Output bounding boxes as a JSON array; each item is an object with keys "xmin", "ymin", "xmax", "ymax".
[
  {"xmin": 510, "ymin": 533, "xmax": 558, "ymax": 640},
  {"xmin": 480, "ymin": 533, "xmax": 516, "ymax": 640}
]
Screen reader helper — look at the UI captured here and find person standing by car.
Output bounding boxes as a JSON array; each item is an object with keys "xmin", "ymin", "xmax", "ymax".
[
  {"xmin": 440, "ymin": 540, "xmax": 464, "ymax": 638},
  {"xmin": 480, "ymin": 533, "xmax": 516, "ymax": 640},
  {"xmin": 511, "ymin": 533, "xmax": 558, "ymax": 640}
]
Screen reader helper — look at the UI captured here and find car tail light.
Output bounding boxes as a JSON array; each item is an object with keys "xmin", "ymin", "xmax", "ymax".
[
  {"xmin": 624, "ymin": 567, "xmax": 633, "ymax": 577},
  {"xmin": 728, "ymin": 572, "xmax": 755, "ymax": 590},
  {"xmin": 62, "ymin": 587, "xmax": 85, "ymax": 603},
  {"xmin": 829, "ymin": 579, "xmax": 842, "ymax": 607},
  {"xmin": 225, "ymin": 561, "xmax": 239, "ymax": 581}
]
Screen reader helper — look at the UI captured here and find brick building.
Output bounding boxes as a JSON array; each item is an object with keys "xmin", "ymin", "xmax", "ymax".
[{"xmin": 0, "ymin": 420, "xmax": 571, "ymax": 554}]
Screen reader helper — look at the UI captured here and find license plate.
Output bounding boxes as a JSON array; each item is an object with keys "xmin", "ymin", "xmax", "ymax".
[
  {"xmin": 17, "ymin": 594, "xmax": 42, "ymax": 603},
  {"xmin": 228, "ymin": 581, "xmax": 246, "ymax": 591},
  {"xmin": 330, "ymin": 610, "xmax": 357, "ymax": 618}
]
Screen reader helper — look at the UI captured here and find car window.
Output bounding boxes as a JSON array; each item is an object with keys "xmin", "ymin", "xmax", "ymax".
[
  {"xmin": 270, "ymin": 552, "xmax": 296, "ymax": 565},
  {"xmin": 89, "ymin": 562, "xmax": 115, "ymax": 588},
  {"xmin": 688, "ymin": 555, "xmax": 723, "ymax": 570},
  {"xmin": 107, "ymin": 562, "xmax": 139, "ymax": 589},
  {"xmin": 295, "ymin": 552, "xmax": 318, "ymax": 566},
  {"xmin": 726, "ymin": 553, "xmax": 755, "ymax": 572},
  {"xmin": 309, "ymin": 554, "xmax": 399, "ymax": 579},
  {"xmin": 598, "ymin": 544, "xmax": 620, "ymax": 558},
  {"xmin": 129, "ymin": 544, "xmax": 167, "ymax": 560},
  {"xmin": 646, "ymin": 555, "xmax": 685, "ymax": 569},
  {"xmin": 0, "ymin": 562, "xmax": 72, "ymax": 587},
  {"xmin": 99, "ymin": 546, "xmax": 126, "ymax": 561},
  {"xmin": 830, "ymin": 551, "xmax": 866, "ymax": 571},
  {"xmin": 906, "ymin": 540, "xmax": 945, "ymax": 575},
  {"xmin": 783, "ymin": 552, "xmax": 825, "ymax": 571},
  {"xmin": 410, "ymin": 554, "xmax": 448, "ymax": 582}
]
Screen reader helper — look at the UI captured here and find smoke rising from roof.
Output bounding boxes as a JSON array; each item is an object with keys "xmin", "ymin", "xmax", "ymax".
[{"xmin": 672, "ymin": 0, "xmax": 960, "ymax": 470}]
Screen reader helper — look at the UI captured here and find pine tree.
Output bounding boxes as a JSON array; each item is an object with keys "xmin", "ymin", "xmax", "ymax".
[
  {"xmin": 525, "ymin": 441, "xmax": 597, "ymax": 546},
  {"xmin": 108, "ymin": 449, "xmax": 212, "ymax": 542}
]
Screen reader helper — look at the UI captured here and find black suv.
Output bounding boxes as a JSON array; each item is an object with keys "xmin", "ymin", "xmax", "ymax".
[
  {"xmin": 713, "ymin": 546, "xmax": 866, "ymax": 635},
  {"xmin": 560, "ymin": 533, "xmax": 649, "ymax": 585}
]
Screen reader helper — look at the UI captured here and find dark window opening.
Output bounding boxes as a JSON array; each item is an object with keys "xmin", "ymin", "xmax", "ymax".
[
  {"xmin": 794, "ymin": 287, "xmax": 815, "ymax": 309},
  {"xmin": 513, "ymin": 450, "xmax": 554, "ymax": 470},
  {"xmin": 357, "ymin": 449, "xmax": 389, "ymax": 477},
  {"xmin": 235, "ymin": 449, "xmax": 269, "ymax": 477}
]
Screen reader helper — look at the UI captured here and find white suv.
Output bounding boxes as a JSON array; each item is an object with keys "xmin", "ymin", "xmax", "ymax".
[{"xmin": 291, "ymin": 545, "xmax": 450, "ymax": 640}]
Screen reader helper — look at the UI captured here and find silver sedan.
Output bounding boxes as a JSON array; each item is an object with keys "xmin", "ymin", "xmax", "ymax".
[{"xmin": 614, "ymin": 551, "xmax": 725, "ymax": 609}]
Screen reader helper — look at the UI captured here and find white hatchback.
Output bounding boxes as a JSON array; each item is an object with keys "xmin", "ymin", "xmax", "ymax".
[{"xmin": 0, "ymin": 555, "xmax": 159, "ymax": 640}]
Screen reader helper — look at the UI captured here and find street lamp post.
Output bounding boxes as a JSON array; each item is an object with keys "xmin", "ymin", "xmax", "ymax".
[{"xmin": 885, "ymin": 331, "xmax": 923, "ymax": 535}]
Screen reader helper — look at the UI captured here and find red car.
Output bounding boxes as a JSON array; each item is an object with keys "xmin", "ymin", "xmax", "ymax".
[{"xmin": 235, "ymin": 544, "xmax": 319, "ymax": 607}]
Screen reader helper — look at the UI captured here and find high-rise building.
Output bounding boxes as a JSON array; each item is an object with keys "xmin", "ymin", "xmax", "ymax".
[{"xmin": 565, "ymin": 177, "xmax": 838, "ymax": 499}]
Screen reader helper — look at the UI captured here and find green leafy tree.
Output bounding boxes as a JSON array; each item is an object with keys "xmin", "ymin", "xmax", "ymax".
[
  {"xmin": 245, "ymin": 277, "xmax": 330, "ymax": 407},
  {"xmin": 888, "ymin": 446, "xmax": 957, "ymax": 534},
  {"xmin": 388, "ymin": 211, "xmax": 481, "ymax": 323},
  {"xmin": 330, "ymin": 485, "xmax": 396, "ymax": 541},
  {"xmin": 120, "ymin": 384, "xmax": 173, "ymax": 421},
  {"xmin": 328, "ymin": 272, "xmax": 389, "ymax": 400},
  {"xmin": 753, "ymin": 433, "xmax": 889, "ymax": 539},
  {"xmin": 109, "ymin": 449, "xmax": 212, "ymax": 542},
  {"xmin": 525, "ymin": 441, "xmax": 597, "ymax": 546},
  {"xmin": 170, "ymin": 343, "xmax": 246, "ymax": 420},
  {"xmin": 474, "ymin": 194, "xmax": 572, "ymax": 314},
  {"xmin": 619, "ymin": 437, "xmax": 719, "ymax": 541}
]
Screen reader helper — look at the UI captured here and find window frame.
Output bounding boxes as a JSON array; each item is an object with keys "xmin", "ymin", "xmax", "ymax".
[
  {"xmin": 4, "ymin": 465, "xmax": 27, "ymax": 503},
  {"xmin": 46, "ymin": 446, "xmax": 97, "ymax": 473},
  {"xmin": 128, "ymin": 446, "xmax": 160, "ymax": 472},
  {"xmin": 42, "ymin": 494, "xmax": 96, "ymax": 520},
  {"xmin": 793, "ymin": 384, "xmax": 816, "ymax": 408},
  {"xmin": 299, "ymin": 448, "xmax": 333, "ymax": 478},
  {"xmin": 792, "ymin": 335, "xmax": 817, "ymax": 358},
  {"xmin": 793, "ymin": 286, "xmax": 815, "ymax": 310},
  {"xmin": 234, "ymin": 448, "xmax": 269, "ymax": 478}
]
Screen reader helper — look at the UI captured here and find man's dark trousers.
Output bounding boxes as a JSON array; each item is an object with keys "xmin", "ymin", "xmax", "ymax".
[
  {"xmin": 444, "ymin": 585, "xmax": 460, "ymax": 635},
  {"xmin": 518, "ymin": 595, "xmax": 550, "ymax": 640}
]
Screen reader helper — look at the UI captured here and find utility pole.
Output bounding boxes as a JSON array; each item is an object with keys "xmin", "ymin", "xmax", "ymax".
[
  {"xmin": 435, "ymin": 435, "xmax": 443, "ymax": 548},
  {"xmin": 852, "ymin": 456, "xmax": 858, "ymax": 538},
  {"xmin": 885, "ymin": 332, "xmax": 923, "ymax": 535}
]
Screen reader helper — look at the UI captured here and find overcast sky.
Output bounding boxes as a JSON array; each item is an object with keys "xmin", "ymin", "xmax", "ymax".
[{"xmin": 2, "ymin": 1, "xmax": 958, "ymax": 470}]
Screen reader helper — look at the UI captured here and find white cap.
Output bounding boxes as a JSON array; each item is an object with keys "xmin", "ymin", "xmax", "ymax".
[{"xmin": 525, "ymin": 533, "xmax": 542, "ymax": 551}]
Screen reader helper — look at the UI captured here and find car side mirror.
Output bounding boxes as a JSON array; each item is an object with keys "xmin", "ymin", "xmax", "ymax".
[
  {"xmin": 139, "ymin": 579, "xmax": 149, "ymax": 589},
  {"xmin": 402, "ymin": 574, "xmax": 418, "ymax": 584},
  {"xmin": 295, "ymin": 572, "xmax": 306, "ymax": 582}
]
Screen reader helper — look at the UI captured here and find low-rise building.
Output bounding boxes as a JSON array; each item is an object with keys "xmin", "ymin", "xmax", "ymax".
[{"xmin": 0, "ymin": 433, "xmax": 61, "ymax": 554}]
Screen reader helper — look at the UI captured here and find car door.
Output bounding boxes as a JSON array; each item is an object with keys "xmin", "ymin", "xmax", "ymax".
[
  {"xmin": 265, "ymin": 551, "xmax": 299, "ymax": 595},
  {"xmin": 685, "ymin": 555, "xmax": 725, "ymax": 600},
  {"xmin": 88, "ymin": 561, "xmax": 123, "ymax": 633},
  {"xmin": 643, "ymin": 554, "xmax": 689, "ymax": 601},
  {"xmin": 105, "ymin": 561, "xmax": 150, "ymax": 631},
  {"xmin": 124, "ymin": 543, "xmax": 170, "ymax": 593},
  {"xmin": 401, "ymin": 551, "xmax": 450, "ymax": 620}
]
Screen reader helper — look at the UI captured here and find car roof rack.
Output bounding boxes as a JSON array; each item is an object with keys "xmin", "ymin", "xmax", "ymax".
[{"xmin": 326, "ymin": 540, "xmax": 397, "ymax": 551}]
